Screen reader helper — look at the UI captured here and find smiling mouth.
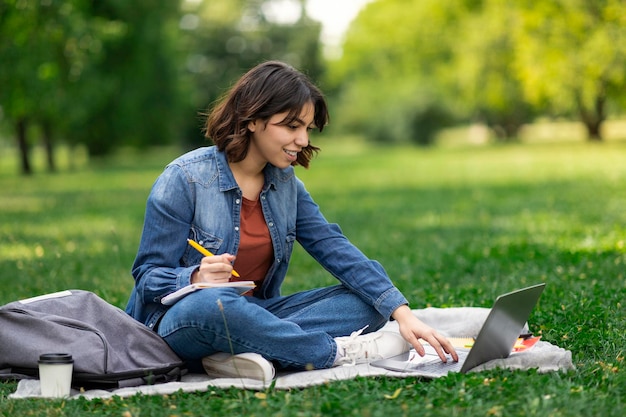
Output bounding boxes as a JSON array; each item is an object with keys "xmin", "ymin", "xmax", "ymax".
[{"xmin": 284, "ymin": 149, "xmax": 298, "ymax": 158}]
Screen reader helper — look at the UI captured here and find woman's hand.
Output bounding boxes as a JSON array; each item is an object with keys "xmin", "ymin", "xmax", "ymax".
[
  {"xmin": 391, "ymin": 304, "xmax": 459, "ymax": 363},
  {"xmin": 191, "ymin": 254, "xmax": 237, "ymax": 284}
]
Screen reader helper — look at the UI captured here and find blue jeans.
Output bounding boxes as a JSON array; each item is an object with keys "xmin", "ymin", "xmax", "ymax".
[{"xmin": 156, "ymin": 285, "xmax": 387, "ymax": 371}]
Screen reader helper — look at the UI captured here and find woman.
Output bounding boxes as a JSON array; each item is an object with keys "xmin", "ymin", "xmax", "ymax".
[{"xmin": 126, "ymin": 61, "xmax": 457, "ymax": 380}]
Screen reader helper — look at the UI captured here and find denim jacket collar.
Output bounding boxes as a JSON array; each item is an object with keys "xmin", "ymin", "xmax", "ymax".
[
  {"xmin": 214, "ymin": 148, "xmax": 239, "ymax": 192},
  {"xmin": 213, "ymin": 146, "xmax": 294, "ymax": 193}
]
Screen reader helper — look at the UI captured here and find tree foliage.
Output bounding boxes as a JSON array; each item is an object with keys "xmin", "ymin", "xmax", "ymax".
[
  {"xmin": 0, "ymin": 0, "xmax": 100, "ymax": 173},
  {"xmin": 73, "ymin": 0, "xmax": 182, "ymax": 155},
  {"xmin": 327, "ymin": 0, "xmax": 626, "ymax": 143},
  {"xmin": 453, "ymin": 0, "xmax": 537, "ymax": 140},
  {"xmin": 2, "ymin": 0, "xmax": 624, "ymax": 175},
  {"xmin": 328, "ymin": 0, "xmax": 468, "ymax": 145},
  {"xmin": 513, "ymin": 0, "xmax": 626, "ymax": 140},
  {"xmin": 0, "ymin": 0, "xmax": 323, "ymax": 174},
  {"xmin": 0, "ymin": 0, "xmax": 182, "ymax": 174},
  {"xmin": 178, "ymin": 0, "xmax": 323, "ymax": 146}
]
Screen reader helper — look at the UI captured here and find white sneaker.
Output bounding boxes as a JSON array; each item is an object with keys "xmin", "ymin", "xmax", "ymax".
[
  {"xmin": 334, "ymin": 326, "xmax": 410, "ymax": 366},
  {"xmin": 202, "ymin": 352, "xmax": 275, "ymax": 382}
]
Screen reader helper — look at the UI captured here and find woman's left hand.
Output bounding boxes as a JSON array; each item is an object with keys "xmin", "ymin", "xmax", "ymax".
[{"xmin": 391, "ymin": 304, "xmax": 459, "ymax": 363}]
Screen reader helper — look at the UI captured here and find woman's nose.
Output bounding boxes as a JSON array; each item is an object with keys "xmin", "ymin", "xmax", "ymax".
[{"xmin": 295, "ymin": 131, "xmax": 309, "ymax": 148}]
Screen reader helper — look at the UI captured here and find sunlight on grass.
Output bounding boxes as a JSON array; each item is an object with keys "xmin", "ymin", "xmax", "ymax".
[
  {"xmin": 0, "ymin": 243, "xmax": 37, "ymax": 261},
  {"xmin": 436, "ymin": 118, "xmax": 626, "ymax": 146},
  {"xmin": 0, "ymin": 195, "xmax": 51, "ymax": 214}
]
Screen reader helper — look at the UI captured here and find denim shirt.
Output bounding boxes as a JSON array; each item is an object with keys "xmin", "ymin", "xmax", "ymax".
[{"xmin": 125, "ymin": 146, "xmax": 408, "ymax": 329}]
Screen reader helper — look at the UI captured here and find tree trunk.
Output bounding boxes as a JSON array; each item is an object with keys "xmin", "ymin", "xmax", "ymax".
[
  {"xmin": 586, "ymin": 120, "xmax": 602, "ymax": 141},
  {"xmin": 577, "ymin": 90, "xmax": 605, "ymax": 142},
  {"xmin": 42, "ymin": 121, "xmax": 56, "ymax": 172},
  {"xmin": 16, "ymin": 118, "xmax": 32, "ymax": 176}
]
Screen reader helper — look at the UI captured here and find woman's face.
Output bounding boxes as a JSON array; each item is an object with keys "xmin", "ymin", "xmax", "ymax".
[{"xmin": 247, "ymin": 102, "xmax": 315, "ymax": 169}]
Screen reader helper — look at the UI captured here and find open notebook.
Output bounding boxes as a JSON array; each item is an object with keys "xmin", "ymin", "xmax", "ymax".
[{"xmin": 371, "ymin": 283, "xmax": 546, "ymax": 378}]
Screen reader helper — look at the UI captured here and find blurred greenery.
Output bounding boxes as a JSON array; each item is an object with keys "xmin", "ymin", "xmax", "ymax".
[
  {"xmin": 0, "ymin": 0, "xmax": 324, "ymax": 174},
  {"xmin": 329, "ymin": 0, "xmax": 626, "ymax": 144},
  {"xmin": 1, "ymin": 0, "xmax": 625, "ymax": 175}
]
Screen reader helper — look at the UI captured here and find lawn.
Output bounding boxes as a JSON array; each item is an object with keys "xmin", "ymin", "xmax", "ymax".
[{"xmin": 0, "ymin": 139, "xmax": 625, "ymax": 416}]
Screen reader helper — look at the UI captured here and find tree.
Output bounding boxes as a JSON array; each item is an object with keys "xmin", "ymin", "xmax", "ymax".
[
  {"xmin": 453, "ymin": 0, "xmax": 537, "ymax": 140},
  {"xmin": 70, "ymin": 0, "xmax": 182, "ymax": 155},
  {"xmin": 327, "ymin": 0, "xmax": 626, "ymax": 144},
  {"xmin": 513, "ymin": 0, "xmax": 626, "ymax": 140},
  {"xmin": 178, "ymin": 0, "xmax": 324, "ymax": 146},
  {"xmin": 327, "ymin": 0, "xmax": 479, "ymax": 145},
  {"xmin": 0, "ymin": 0, "xmax": 75, "ymax": 174},
  {"xmin": 0, "ymin": 0, "xmax": 183, "ymax": 175}
]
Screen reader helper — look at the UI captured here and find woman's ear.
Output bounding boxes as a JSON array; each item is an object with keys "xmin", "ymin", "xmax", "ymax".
[{"xmin": 247, "ymin": 119, "xmax": 257, "ymax": 132}]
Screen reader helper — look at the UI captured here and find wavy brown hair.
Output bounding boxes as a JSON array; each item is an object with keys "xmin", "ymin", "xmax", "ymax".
[{"xmin": 204, "ymin": 61, "xmax": 329, "ymax": 168}]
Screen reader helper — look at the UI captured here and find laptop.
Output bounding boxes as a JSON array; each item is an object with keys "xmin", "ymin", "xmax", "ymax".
[{"xmin": 371, "ymin": 283, "xmax": 546, "ymax": 378}]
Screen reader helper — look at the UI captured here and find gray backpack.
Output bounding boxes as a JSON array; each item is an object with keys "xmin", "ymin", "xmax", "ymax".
[{"xmin": 0, "ymin": 290, "xmax": 185, "ymax": 389}]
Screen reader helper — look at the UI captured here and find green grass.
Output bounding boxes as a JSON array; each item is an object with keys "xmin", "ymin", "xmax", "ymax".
[{"xmin": 1, "ymin": 140, "xmax": 625, "ymax": 416}]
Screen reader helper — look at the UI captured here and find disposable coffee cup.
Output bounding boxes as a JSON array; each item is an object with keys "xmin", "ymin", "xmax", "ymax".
[{"xmin": 38, "ymin": 353, "xmax": 73, "ymax": 398}]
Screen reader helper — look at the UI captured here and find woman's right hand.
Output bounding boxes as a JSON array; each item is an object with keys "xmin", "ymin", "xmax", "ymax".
[{"xmin": 191, "ymin": 253, "xmax": 237, "ymax": 284}]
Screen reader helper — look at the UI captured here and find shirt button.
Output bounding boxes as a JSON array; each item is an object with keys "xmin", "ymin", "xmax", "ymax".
[
  {"xmin": 268, "ymin": 222, "xmax": 274, "ymax": 227},
  {"xmin": 235, "ymin": 199, "xmax": 240, "ymax": 204},
  {"xmin": 235, "ymin": 227, "xmax": 239, "ymax": 231}
]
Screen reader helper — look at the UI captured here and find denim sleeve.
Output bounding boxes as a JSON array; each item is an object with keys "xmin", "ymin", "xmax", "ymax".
[
  {"xmin": 294, "ymin": 179, "xmax": 409, "ymax": 320},
  {"xmin": 131, "ymin": 165, "xmax": 198, "ymax": 305}
]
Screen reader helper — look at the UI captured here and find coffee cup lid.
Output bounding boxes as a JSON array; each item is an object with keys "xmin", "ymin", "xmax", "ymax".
[{"xmin": 38, "ymin": 353, "xmax": 74, "ymax": 364}]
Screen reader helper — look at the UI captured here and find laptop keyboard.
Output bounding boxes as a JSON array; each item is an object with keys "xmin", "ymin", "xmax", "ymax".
[
  {"xmin": 403, "ymin": 349, "xmax": 469, "ymax": 375},
  {"xmin": 415, "ymin": 358, "xmax": 465, "ymax": 373},
  {"xmin": 371, "ymin": 348, "xmax": 470, "ymax": 376}
]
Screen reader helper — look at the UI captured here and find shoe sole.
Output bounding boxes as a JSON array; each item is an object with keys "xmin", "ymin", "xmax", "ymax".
[{"xmin": 202, "ymin": 352, "xmax": 275, "ymax": 381}]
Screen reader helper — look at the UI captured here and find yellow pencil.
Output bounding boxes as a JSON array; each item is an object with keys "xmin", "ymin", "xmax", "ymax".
[{"xmin": 187, "ymin": 238, "xmax": 241, "ymax": 278}]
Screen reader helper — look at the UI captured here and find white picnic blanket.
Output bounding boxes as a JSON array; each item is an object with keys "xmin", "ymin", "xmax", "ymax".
[{"xmin": 9, "ymin": 307, "xmax": 574, "ymax": 399}]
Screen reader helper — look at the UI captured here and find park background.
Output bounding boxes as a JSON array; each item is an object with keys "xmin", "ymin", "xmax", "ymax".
[
  {"xmin": 1, "ymin": 0, "xmax": 625, "ymax": 416},
  {"xmin": 1, "ymin": 0, "xmax": 625, "ymax": 172}
]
